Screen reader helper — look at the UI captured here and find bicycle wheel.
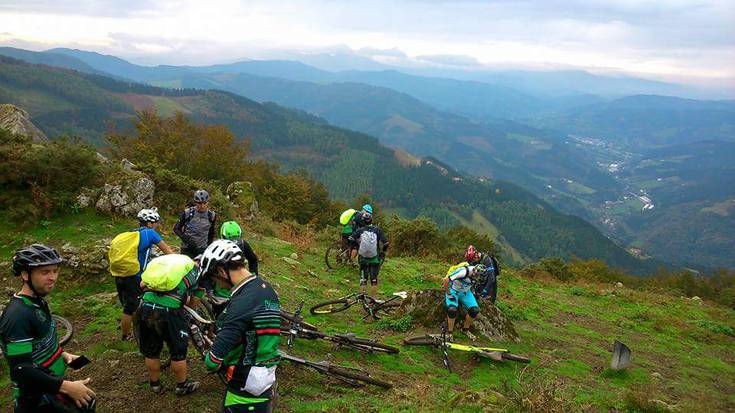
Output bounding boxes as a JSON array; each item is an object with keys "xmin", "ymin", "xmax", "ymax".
[
  {"xmin": 325, "ymin": 242, "xmax": 349, "ymax": 270},
  {"xmin": 402, "ymin": 335, "xmax": 436, "ymax": 346},
  {"xmin": 310, "ymin": 299, "xmax": 352, "ymax": 315},
  {"xmin": 502, "ymin": 352, "xmax": 531, "ymax": 364},
  {"xmin": 55, "ymin": 315, "xmax": 73, "ymax": 346},
  {"xmin": 343, "ymin": 337, "xmax": 400, "ymax": 354},
  {"xmin": 328, "ymin": 366, "xmax": 393, "ymax": 389},
  {"xmin": 281, "ymin": 310, "xmax": 319, "ymax": 331}
]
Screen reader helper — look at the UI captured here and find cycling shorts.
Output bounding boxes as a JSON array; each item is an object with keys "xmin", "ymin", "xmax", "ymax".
[
  {"xmin": 445, "ymin": 289, "xmax": 478, "ymax": 310},
  {"xmin": 134, "ymin": 304, "xmax": 189, "ymax": 361},
  {"xmin": 115, "ymin": 276, "xmax": 142, "ymax": 316}
]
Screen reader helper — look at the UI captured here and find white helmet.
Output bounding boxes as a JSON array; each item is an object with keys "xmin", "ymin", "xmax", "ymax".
[
  {"xmin": 137, "ymin": 208, "xmax": 161, "ymax": 223},
  {"xmin": 200, "ymin": 239, "xmax": 244, "ymax": 277}
]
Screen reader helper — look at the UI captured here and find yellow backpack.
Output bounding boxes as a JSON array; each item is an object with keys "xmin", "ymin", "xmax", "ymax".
[
  {"xmin": 339, "ymin": 208, "xmax": 357, "ymax": 225},
  {"xmin": 142, "ymin": 254, "xmax": 195, "ymax": 292},
  {"xmin": 109, "ymin": 231, "xmax": 141, "ymax": 277},
  {"xmin": 446, "ymin": 262, "xmax": 470, "ymax": 277}
]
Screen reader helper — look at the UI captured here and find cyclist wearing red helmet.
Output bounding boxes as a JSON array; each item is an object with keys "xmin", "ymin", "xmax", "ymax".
[{"xmin": 465, "ymin": 245, "xmax": 501, "ymax": 304}]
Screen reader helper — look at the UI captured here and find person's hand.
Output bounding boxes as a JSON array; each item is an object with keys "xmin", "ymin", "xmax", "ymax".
[
  {"xmin": 62, "ymin": 352, "xmax": 79, "ymax": 365},
  {"xmin": 60, "ymin": 378, "xmax": 96, "ymax": 408}
]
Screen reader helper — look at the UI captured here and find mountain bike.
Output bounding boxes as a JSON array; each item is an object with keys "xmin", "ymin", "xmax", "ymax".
[
  {"xmin": 324, "ymin": 240, "xmax": 356, "ymax": 270},
  {"xmin": 196, "ymin": 290, "xmax": 319, "ymax": 331},
  {"xmin": 0, "ymin": 303, "xmax": 73, "ymax": 356},
  {"xmin": 403, "ymin": 327, "xmax": 530, "ymax": 372},
  {"xmin": 283, "ymin": 302, "xmax": 399, "ymax": 354},
  {"xmin": 280, "ymin": 351, "xmax": 392, "ymax": 389},
  {"xmin": 310, "ymin": 291, "xmax": 407, "ymax": 320}
]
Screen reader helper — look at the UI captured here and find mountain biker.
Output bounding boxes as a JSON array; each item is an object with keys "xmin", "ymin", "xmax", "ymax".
[
  {"xmin": 0, "ymin": 244, "xmax": 97, "ymax": 412},
  {"xmin": 116, "ymin": 208, "xmax": 174, "ymax": 342},
  {"xmin": 134, "ymin": 254, "xmax": 202, "ymax": 396},
  {"xmin": 464, "ymin": 245, "xmax": 501, "ymax": 304},
  {"xmin": 349, "ymin": 213, "xmax": 389, "ymax": 298},
  {"xmin": 201, "ymin": 240, "xmax": 281, "ymax": 413},
  {"xmin": 196, "ymin": 221, "xmax": 261, "ymax": 318},
  {"xmin": 173, "ymin": 189, "xmax": 216, "ymax": 259},
  {"xmin": 443, "ymin": 263, "xmax": 482, "ymax": 341},
  {"xmin": 341, "ymin": 204, "xmax": 373, "ymax": 252},
  {"xmin": 220, "ymin": 220, "xmax": 258, "ymax": 275}
]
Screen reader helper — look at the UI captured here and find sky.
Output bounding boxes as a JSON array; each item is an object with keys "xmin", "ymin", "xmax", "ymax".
[{"xmin": 0, "ymin": 0, "xmax": 733, "ymax": 88}]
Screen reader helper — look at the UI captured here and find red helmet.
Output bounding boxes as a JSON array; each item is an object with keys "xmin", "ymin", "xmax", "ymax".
[{"xmin": 464, "ymin": 245, "xmax": 479, "ymax": 263}]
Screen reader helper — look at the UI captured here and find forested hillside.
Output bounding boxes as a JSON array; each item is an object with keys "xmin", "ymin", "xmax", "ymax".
[{"xmin": 0, "ymin": 56, "xmax": 655, "ymax": 272}]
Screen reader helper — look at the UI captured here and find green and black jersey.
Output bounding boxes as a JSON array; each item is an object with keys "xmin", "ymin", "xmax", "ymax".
[
  {"xmin": 0, "ymin": 294, "xmax": 66, "ymax": 402},
  {"xmin": 141, "ymin": 266, "xmax": 203, "ymax": 309},
  {"xmin": 205, "ymin": 275, "xmax": 280, "ymax": 405}
]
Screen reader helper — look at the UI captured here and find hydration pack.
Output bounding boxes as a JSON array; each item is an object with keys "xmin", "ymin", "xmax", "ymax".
[
  {"xmin": 358, "ymin": 231, "xmax": 379, "ymax": 258},
  {"xmin": 109, "ymin": 230, "xmax": 141, "ymax": 277}
]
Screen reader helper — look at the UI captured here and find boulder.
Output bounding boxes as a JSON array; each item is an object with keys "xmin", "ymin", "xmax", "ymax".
[
  {"xmin": 60, "ymin": 238, "xmax": 111, "ymax": 278},
  {"xmin": 0, "ymin": 104, "xmax": 47, "ymax": 142},
  {"xmin": 76, "ymin": 187, "xmax": 100, "ymax": 209},
  {"xmin": 95, "ymin": 171, "xmax": 155, "ymax": 216},
  {"xmin": 397, "ymin": 289, "xmax": 520, "ymax": 342},
  {"xmin": 226, "ymin": 181, "xmax": 258, "ymax": 219}
]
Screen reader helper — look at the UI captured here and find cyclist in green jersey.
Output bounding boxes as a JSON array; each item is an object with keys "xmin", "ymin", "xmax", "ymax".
[
  {"xmin": 200, "ymin": 240, "xmax": 281, "ymax": 413},
  {"xmin": 134, "ymin": 254, "xmax": 202, "ymax": 396},
  {"xmin": 0, "ymin": 244, "xmax": 96, "ymax": 412}
]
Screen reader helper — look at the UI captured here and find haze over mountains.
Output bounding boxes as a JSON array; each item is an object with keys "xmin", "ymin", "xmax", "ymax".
[{"xmin": 1, "ymin": 46, "xmax": 733, "ymax": 271}]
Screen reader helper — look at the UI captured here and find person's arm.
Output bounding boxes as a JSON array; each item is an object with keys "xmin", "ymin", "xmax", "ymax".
[
  {"xmin": 241, "ymin": 240, "xmax": 259, "ymax": 274},
  {"xmin": 349, "ymin": 227, "xmax": 363, "ymax": 243},
  {"xmin": 157, "ymin": 240, "xmax": 174, "ymax": 255},
  {"xmin": 173, "ymin": 210, "xmax": 189, "ymax": 240},
  {"xmin": 204, "ymin": 308, "xmax": 245, "ymax": 372},
  {"xmin": 442, "ymin": 277, "xmax": 452, "ymax": 296},
  {"xmin": 207, "ymin": 212, "xmax": 216, "ymax": 245}
]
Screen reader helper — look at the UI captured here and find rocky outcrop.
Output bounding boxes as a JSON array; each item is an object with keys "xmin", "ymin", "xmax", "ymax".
[
  {"xmin": 0, "ymin": 104, "xmax": 47, "ymax": 141},
  {"xmin": 398, "ymin": 289, "xmax": 520, "ymax": 342},
  {"xmin": 95, "ymin": 174, "xmax": 155, "ymax": 216},
  {"xmin": 226, "ymin": 181, "xmax": 258, "ymax": 219},
  {"xmin": 61, "ymin": 239, "xmax": 111, "ymax": 279}
]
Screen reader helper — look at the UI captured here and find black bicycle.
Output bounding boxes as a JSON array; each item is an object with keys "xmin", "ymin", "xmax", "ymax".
[
  {"xmin": 310, "ymin": 291, "xmax": 406, "ymax": 320},
  {"xmin": 280, "ymin": 351, "xmax": 392, "ymax": 389},
  {"xmin": 284, "ymin": 302, "xmax": 399, "ymax": 354},
  {"xmin": 324, "ymin": 240, "xmax": 356, "ymax": 270}
]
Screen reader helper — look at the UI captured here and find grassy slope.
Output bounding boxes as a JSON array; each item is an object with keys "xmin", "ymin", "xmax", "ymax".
[{"xmin": 0, "ymin": 212, "xmax": 733, "ymax": 412}]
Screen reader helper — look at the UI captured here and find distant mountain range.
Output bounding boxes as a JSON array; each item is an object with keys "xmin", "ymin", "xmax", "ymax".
[
  {"xmin": 0, "ymin": 55, "xmax": 661, "ymax": 273},
  {"xmin": 1, "ymin": 46, "xmax": 733, "ymax": 271}
]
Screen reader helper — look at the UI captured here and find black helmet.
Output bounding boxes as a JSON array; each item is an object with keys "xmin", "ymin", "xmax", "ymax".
[
  {"xmin": 193, "ymin": 189, "xmax": 210, "ymax": 203},
  {"xmin": 13, "ymin": 244, "xmax": 63, "ymax": 276}
]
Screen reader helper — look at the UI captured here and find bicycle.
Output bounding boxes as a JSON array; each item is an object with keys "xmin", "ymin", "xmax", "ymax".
[
  {"xmin": 0, "ymin": 303, "xmax": 73, "ymax": 356},
  {"xmin": 283, "ymin": 302, "xmax": 399, "ymax": 354},
  {"xmin": 403, "ymin": 326, "xmax": 530, "ymax": 372},
  {"xmin": 280, "ymin": 351, "xmax": 392, "ymax": 389},
  {"xmin": 196, "ymin": 290, "xmax": 319, "ymax": 331},
  {"xmin": 310, "ymin": 291, "xmax": 407, "ymax": 320},
  {"xmin": 324, "ymin": 240, "xmax": 356, "ymax": 270}
]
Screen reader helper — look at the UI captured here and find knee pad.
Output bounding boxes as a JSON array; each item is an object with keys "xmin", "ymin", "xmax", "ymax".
[
  {"xmin": 468, "ymin": 306, "xmax": 480, "ymax": 318},
  {"xmin": 446, "ymin": 305, "xmax": 458, "ymax": 319}
]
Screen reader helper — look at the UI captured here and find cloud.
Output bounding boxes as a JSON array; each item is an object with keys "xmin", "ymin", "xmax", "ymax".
[
  {"xmin": 0, "ymin": 0, "xmax": 731, "ymax": 84},
  {"xmin": 415, "ymin": 54, "xmax": 483, "ymax": 68}
]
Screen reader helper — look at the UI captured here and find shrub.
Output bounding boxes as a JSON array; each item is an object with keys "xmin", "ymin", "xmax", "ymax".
[
  {"xmin": 375, "ymin": 315, "xmax": 414, "ymax": 332},
  {"xmin": 387, "ymin": 214, "xmax": 445, "ymax": 257}
]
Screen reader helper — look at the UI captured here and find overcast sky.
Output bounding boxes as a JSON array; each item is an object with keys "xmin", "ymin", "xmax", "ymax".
[{"xmin": 1, "ymin": 0, "xmax": 733, "ymax": 87}]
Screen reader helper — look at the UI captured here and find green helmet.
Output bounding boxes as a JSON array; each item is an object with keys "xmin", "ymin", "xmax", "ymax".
[{"xmin": 220, "ymin": 221, "xmax": 242, "ymax": 239}]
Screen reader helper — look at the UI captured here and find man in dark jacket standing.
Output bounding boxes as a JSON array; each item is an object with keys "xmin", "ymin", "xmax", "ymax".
[{"xmin": 174, "ymin": 189, "xmax": 216, "ymax": 259}]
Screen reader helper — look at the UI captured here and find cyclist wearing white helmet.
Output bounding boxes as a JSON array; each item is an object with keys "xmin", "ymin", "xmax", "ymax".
[
  {"xmin": 114, "ymin": 209, "xmax": 174, "ymax": 341},
  {"xmin": 200, "ymin": 240, "xmax": 281, "ymax": 413}
]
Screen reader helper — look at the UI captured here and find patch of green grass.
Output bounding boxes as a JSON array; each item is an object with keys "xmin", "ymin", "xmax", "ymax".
[
  {"xmin": 375, "ymin": 315, "xmax": 414, "ymax": 332},
  {"xmin": 694, "ymin": 320, "xmax": 735, "ymax": 337}
]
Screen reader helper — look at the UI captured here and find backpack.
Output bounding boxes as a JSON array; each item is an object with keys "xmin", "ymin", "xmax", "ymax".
[
  {"xmin": 141, "ymin": 254, "xmax": 195, "ymax": 292},
  {"xmin": 178, "ymin": 207, "xmax": 216, "ymax": 233},
  {"xmin": 358, "ymin": 230, "xmax": 379, "ymax": 258},
  {"xmin": 340, "ymin": 208, "xmax": 357, "ymax": 226},
  {"xmin": 109, "ymin": 229, "xmax": 142, "ymax": 277},
  {"xmin": 446, "ymin": 262, "xmax": 470, "ymax": 277}
]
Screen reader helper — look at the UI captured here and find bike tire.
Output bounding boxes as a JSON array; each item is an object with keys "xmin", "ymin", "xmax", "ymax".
[
  {"xmin": 310, "ymin": 299, "xmax": 352, "ymax": 315},
  {"xmin": 343, "ymin": 337, "xmax": 400, "ymax": 354},
  {"xmin": 280, "ymin": 310, "xmax": 319, "ymax": 331},
  {"xmin": 502, "ymin": 352, "xmax": 531, "ymax": 364},
  {"xmin": 328, "ymin": 366, "xmax": 393, "ymax": 389},
  {"xmin": 402, "ymin": 335, "xmax": 436, "ymax": 346},
  {"xmin": 55, "ymin": 315, "xmax": 73, "ymax": 346},
  {"xmin": 325, "ymin": 242, "xmax": 348, "ymax": 270}
]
